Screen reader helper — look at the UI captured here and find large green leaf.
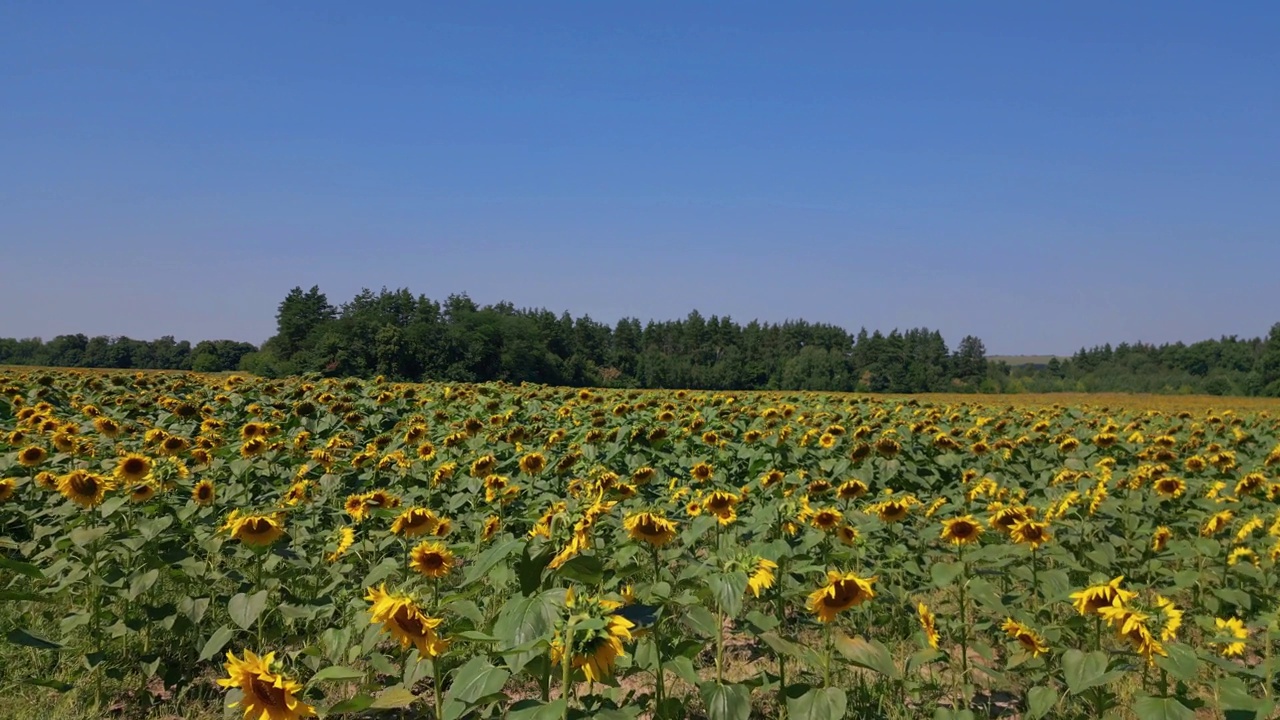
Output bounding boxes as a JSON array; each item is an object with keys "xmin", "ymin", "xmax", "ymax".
[
  {"xmin": 707, "ymin": 571, "xmax": 749, "ymax": 618},
  {"xmin": 1062, "ymin": 649, "xmax": 1120, "ymax": 695},
  {"xmin": 446, "ymin": 656, "xmax": 510, "ymax": 704},
  {"xmin": 1153, "ymin": 642, "xmax": 1199, "ymax": 682},
  {"xmin": 463, "ymin": 538, "xmax": 523, "ymax": 587},
  {"xmin": 700, "ymin": 682, "xmax": 750, "ymax": 720},
  {"xmin": 198, "ymin": 625, "xmax": 236, "ymax": 661},
  {"xmin": 1132, "ymin": 696, "xmax": 1195, "ymax": 720},
  {"xmin": 1025, "ymin": 686, "xmax": 1057, "ymax": 720},
  {"xmin": 786, "ymin": 687, "xmax": 847, "ymax": 720},
  {"xmin": 6, "ymin": 628, "xmax": 64, "ymax": 650},
  {"xmin": 228, "ymin": 590, "xmax": 269, "ymax": 630},
  {"xmin": 493, "ymin": 591, "xmax": 559, "ymax": 674},
  {"xmin": 833, "ymin": 635, "xmax": 899, "ymax": 679}
]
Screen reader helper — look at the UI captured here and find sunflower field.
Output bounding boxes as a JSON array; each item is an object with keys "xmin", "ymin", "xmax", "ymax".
[{"xmin": 2, "ymin": 370, "xmax": 1280, "ymax": 720}]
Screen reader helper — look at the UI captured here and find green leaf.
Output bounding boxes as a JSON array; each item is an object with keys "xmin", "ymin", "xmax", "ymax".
[
  {"xmin": 307, "ymin": 666, "xmax": 364, "ymax": 685},
  {"xmin": 707, "ymin": 571, "xmax": 749, "ymax": 618},
  {"xmin": 786, "ymin": 687, "xmax": 847, "ymax": 720},
  {"xmin": 555, "ymin": 554, "xmax": 604, "ymax": 585},
  {"xmin": 445, "ymin": 656, "xmax": 510, "ymax": 705},
  {"xmin": 198, "ymin": 625, "xmax": 236, "ymax": 661},
  {"xmin": 462, "ymin": 538, "xmax": 523, "ymax": 587},
  {"xmin": 507, "ymin": 699, "xmax": 568, "ymax": 720},
  {"xmin": 1062, "ymin": 649, "xmax": 1120, "ymax": 695},
  {"xmin": 1132, "ymin": 695, "xmax": 1195, "ymax": 720},
  {"xmin": 833, "ymin": 635, "xmax": 900, "ymax": 679},
  {"xmin": 0, "ymin": 555, "xmax": 44, "ymax": 578},
  {"xmin": 370, "ymin": 684, "xmax": 418, "ymax": 710},
  {"xmin": 700, "ymin": 682, "xmax": 751, "ymax": 720},
  {"xmin": 127, "ymin": 568, "xmax": 160, "ymax": 601},
  {"xmin": 1153, "ymin": 643, "xmax": 1199, "ymax": 682},
  {"xmin": 683, "ymin": 605, "xmax": 719, "ymax": 638},
  {"xmin": 228, "ymin": 590, "xmax": 269, "ymax": 630},
  {"xmin": 1025, "ymin": 686, "xmax": 1057, "ymax": 720},
  {"xmin": 667, "ymin": 655, "xmax": 700, "ymax": 686},
  {"xmin": 516, "ymin": 543, "xmax": 554, "ymax": 596},
  {"xmin": 1217, "ymin": 676, "xmax": 1274, "ymax": 718},
  {"xmin": 6, "ymin": 628, "xmax": 64, "ymax": 650},
  {"xmin": 326, "ymin": 695, "xmax": 374, "ymax": 714},
  {"xmin": 493, "ymin": 591, "xmax": 559, "ymax": 674},
  {"xmin": 930, "ymin": 561, "xmax": 965, "ymax": 588}
]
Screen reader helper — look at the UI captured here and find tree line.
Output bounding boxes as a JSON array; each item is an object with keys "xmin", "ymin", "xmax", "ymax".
[{"xmin": 2, "ymin": 285, "xmax": 1279, "ymax": 396}]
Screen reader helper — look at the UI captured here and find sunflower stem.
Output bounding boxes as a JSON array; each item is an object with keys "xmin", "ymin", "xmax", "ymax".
[
  {"xmin": 715, "ymin": 608, "xmax": 725, "ymax": 685},
  {"xmin": 822, "ymin": 623, "xmax": 833, "ymax": 688},
  {"xmin": 561, "ymin": 618, "xmax": 576, "ymax": 720},
  {"xmin": 650, "ymin": 547, "xmax": 665, "ymax": 714},
  {"xmin": 433, "ymin": 655, "xmax": 444, "ymax": 720},
  {"xmin": 957, "ymin": 542, "xmax": 969, "ymax": 708}
]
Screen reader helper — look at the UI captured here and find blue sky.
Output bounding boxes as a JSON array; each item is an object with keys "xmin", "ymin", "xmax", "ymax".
[{"xmin": 2, "ymin": 2, "xmax": 1277, "ymax": 354}]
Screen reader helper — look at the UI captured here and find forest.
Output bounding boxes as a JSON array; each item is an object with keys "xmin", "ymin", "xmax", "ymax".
[{"xmin": 2, "ymin": 285, "xmax": 1279, "ymax": 396}]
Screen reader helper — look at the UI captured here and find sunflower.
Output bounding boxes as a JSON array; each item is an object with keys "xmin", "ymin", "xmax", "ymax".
[
  {"xmin": 1096, "ymin": 605, "xmax": 1166, "ymax": 664},
  {"xmin": 482, "ymin": 515, "xmax": 501, "ymax": 541},
  {"xmin": 836, "ymin": 479, "xmax": 867, "ymax": 500},
  {"xmin": 870, "ymin": 497, "xmax": 915, "ymax": 524},
  {"xmin": 691, "ymin": 462, "xmax": 714, "ymax": 483},
  {"xmin": 58, "ymin": 470, "xmax": 113, "ymax": 508},
  {"xmin": 623, "ymin": 511, "xmax": 678, "ymax": 547},
  {"xmin": 17, "ymin": 445, "xmax": 48, "ymax": 468},
  {"xmin": 409, "ymin": 541, "xmax": 454, "ymax": 578},
  {"xmin": 1201, "ymin": 510, "xmax": 1233, "ymax": 537},
  {"xmin": 344, "ymin": 494, "xmax": 371, "ymax": 522},
  {"xmin": 747, "ymin": 558, "xmax": 777, "ymax": 597},
  {"xmin": 1010, "ymin": 520, "xmax": 1051, "ymax": 549},
  {"xmin": 365, "ymin": 584, "xmax": 448, "ymax": 656},
  {"xmin": 188, "ymin": 479, "xmax": 215, "ymax": 505},
  {"xmin": 93, "ymin": 417, "xmax": 122, "ymax": 438},
  {"xmin": 326, "ymin": 527, "xmax": 355, "ymax": 563},
  {"xmin": 836, "ymin": 525, "xmax": 859, "ymax": 546},
  {"xmin": 940, "ymin": 516, "xmax": 983, "ymax": 546},
  {"xmin": 216, "ymin": 649, "xmax": 315, "ymax": 720},
  {"xmin": 1069, "ymin": 576, "xmax": 1137, "ymax": 616},
  {"xmin": 129, "ymin": 482, "xmax": 156, "ymax": 503},
  {"xmin": 988, "ymin": 505, "xmax": 1035, "ymax": 533},
  {"xmin": 35, "ymin": 471, "xmax": 57, "ymax": 491},
  {"xmin": 1153, "ymin": 595, "xmax": 1182, "ymax": 641},
  {"xmin": 1153, "ymin": 476, "xmax": 1185, "ymax": 499},
  {"xmin": 159, "ymin": 435, "xmax": 189, "ymax": 456},
  {"xmin": 807, "ymin": 570, "xmax": 876, "ymax": 622},
  {"xmin": 811, "ymin": 507, "xmax": 843, "ymax": 532},
  {"xmin": 704, "ymin": 490, "xmax": 739, "ymax": 525},
  {"xmin": 391, "ymin": 507, "xmax": 440, "ymax": 538},
  {"xmin": 0, "ymin": 478, "xmax": 17, "ymax": 503},
  {"xmin": 1151, "ymin": 526, "xmax": 1172, "ymax": 552},
  {"xmin": 551, "ymin": 590, "xmax": 634, "ymax": 682},
  {"xmin": 470, "ymin": 454, "xmax": 498, "ymax": 478},
  {"xmin": 518, "ymin": 452, "xmax": 547, "ymax": 476},
  {"xmin": 917, "ymin": 603, "xmax": 939, "ymax": 648},
  {"xmin": 1001, "ymin": 618, "xmax": 1049, "ymax": 657},
  {"xmin": 240, "ymin": 437, "xmax": 269, "ymax": 458},
  {"xmin": 231, "ymin": 514, "xmax": 285, "ymax": 547}
]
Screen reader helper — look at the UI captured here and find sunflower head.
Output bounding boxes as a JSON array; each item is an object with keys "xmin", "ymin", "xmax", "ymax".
[
  {"xmin": 231, "ymin": 514, "xmax": 285, "ymax": 547},
  {"xmin": 365, "ymin": 584, "xmax": 449, "ymax": 656},
  {"xmin": 940, "ymin": 516, "xmax": 983, "ymax": 546},
  {"xmin": 58, "ymin": 470, "xmax": 114, "ymax": 508},
  {"xmin": 807, "ymin": 570, "xmax": 876, "ymax": 623},
  {"xmin": 17, "ymin": 445, "xmax": 48, "ymax": 467},
  {"xmin": 409, "ymin": 541, "xmax": 454, "ymax": 578},
  {"xmin": 391, "ymin": 507, "xmax": 440, "ymax": 538},
  {"xmin": 623, "ymin": 511, "xmax": 678, "ymax": 547},
  {"xmin": 217, "ymin": 649, "xmax": 316, "ymax": 720}
]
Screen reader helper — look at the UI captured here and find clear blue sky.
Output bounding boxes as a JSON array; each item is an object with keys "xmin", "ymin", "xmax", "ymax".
[{"xmin": 2, "ymin": 2, "xmax": 1277, "ymax": 354}]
